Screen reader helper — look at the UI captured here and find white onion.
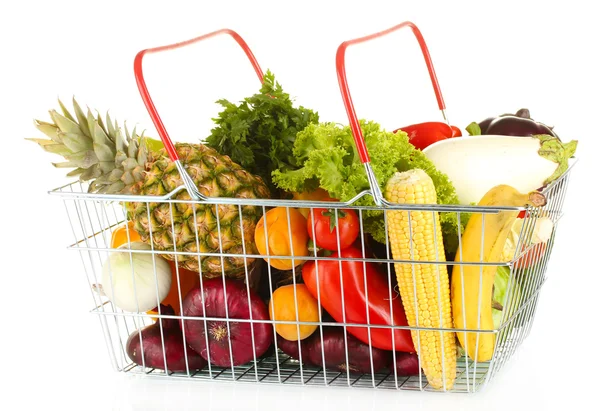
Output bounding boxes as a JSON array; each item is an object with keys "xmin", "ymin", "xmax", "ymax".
[{"xmin": 101, "ymin": 242, "xmax": 172, "ymax": 312}]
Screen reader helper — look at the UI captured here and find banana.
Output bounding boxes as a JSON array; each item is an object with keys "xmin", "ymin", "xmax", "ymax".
[{"xmin": 451, "ymin": 185, "xmax": 546, "ymax": 362}]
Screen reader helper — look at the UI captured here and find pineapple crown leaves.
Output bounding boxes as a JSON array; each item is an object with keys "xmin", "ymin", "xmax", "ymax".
[{"xmin": 28, "ymin": 97, "xmax": 150, "ymax": 194}]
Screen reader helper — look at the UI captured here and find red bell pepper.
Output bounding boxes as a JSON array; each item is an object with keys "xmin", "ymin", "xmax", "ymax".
[
  {"xmin": 394, "ymin": 121, "xmax": 461, "ymax": 150},
  {"xmin": 302, "ymin": 247, "xmax": 415, "ymax": 352}
]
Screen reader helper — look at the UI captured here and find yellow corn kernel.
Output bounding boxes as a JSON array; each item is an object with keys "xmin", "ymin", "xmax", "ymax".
[{"xmin": 384, "ymin": 169, "xmax": 456, "ymax": 390}]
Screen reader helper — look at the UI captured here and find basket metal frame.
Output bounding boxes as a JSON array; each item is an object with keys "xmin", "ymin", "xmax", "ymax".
[{"xmin": 49, "ymin": 157, "xmax": 574, "ymax": 393}]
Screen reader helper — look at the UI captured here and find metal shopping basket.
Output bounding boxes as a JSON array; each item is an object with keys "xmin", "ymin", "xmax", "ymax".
[{"xmin": 48, "ymin": 22, "xmax": 575, "ymax": 393}]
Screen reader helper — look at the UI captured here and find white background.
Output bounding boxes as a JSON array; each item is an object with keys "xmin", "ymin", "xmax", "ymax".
[{"xmin": 2, "ymin": 1, "xmax": 598, "ymax": 410}]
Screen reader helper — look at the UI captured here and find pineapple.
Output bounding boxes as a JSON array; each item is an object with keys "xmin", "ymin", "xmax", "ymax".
[{"xmin": 30, "ymin": 99, "xmax": 270, "ymax": 279}]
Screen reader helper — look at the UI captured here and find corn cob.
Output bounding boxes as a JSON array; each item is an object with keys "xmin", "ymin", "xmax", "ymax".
[{"xmin": 384, "ymin": 169, "xmax": 456, "ymax": 390}]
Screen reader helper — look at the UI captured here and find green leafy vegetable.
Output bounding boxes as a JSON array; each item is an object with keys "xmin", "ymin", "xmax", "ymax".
[
  {"xmin": 466, "ymin": 121, "xmax": 482, "ymax": 136},
  {"xmin": 205, "ymin": 70, "xmax": 319, "ymax": 192},
  {"xmin": 272, "ymin": 120, "xmax": 467, "ymax": 256},
  {"xmin": 492, "ymin": 266, "xmax": 523, "ymax": 328}
]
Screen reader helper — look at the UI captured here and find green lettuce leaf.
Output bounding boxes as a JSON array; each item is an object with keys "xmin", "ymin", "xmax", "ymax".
[{"xmin": 272, "ymin": 120, "xmax": 468, "ymax": 256}]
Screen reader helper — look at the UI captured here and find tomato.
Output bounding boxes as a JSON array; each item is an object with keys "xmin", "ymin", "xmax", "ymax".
[
  {"xmin": 255, "ymin": 207, "xmax": 309, "ymax": 270},
  {"xmin": 269, "ymin": 284, "xmax": 319, "ymax": 341},
  {"xmin": 302, "ymin": 247, "xmax": 415, "ymax": 352},
  {"xmin": 515, "ymin": 242, "xmax": 547, "ymax": 270},
  {"xmin": 307, "ymin": 208, "xmax": 359, "ymax": 251}
]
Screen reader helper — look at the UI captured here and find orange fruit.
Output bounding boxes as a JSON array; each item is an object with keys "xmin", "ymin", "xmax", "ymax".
[
  {"xmin": 269, "ymin": 284, "xmax": 319, "ymax": 341},
  {"xmin": 110, "ymin": 222, "xmax": 141, "ymax": 248},
  {"xmin": 255, "ymin": 207, "xmax": 309, "ymax": 271}
]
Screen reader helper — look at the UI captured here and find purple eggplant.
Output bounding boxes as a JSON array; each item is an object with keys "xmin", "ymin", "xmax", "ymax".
[
  {"xmin": 469, "ymin": 108, "xmax": 559, "ymax": 139},
  {"xmin": 277, "ymin": 327, "xmax": 391, "ymax": 374}
]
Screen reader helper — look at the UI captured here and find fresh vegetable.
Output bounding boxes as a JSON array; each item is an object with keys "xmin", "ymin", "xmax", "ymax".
[
  {"xmin": 306, "ymin": 208, "xmax": 359, "ymax": 251},
  {"xmin": 394, "ymin": 121, "xmax": 461, "ymax": 150},
  {"xmin": 422, "ymin": 134, "xmax": 577, "ymax": 205},
  {"xmin": 272, "ymin": 120, "xmax": 465, "ymax": 256},
  {"xmin": 383, "ymin": 169, "xmax": 456, "ymax": 391},
  {"xmin": 394, "ymin": 352, "xmax": 420, "ymax": 377},
  {"xmin": 269, "ymin": 284, "xmax": 319, "ymax": 341},
  {"xmin": 31, "ymin": 99, "xmax": 271, "ymax": 280},
  {"xmin": 502, "ymin": 216, "xmax": 553, "ymax": 269},
  {"xmin": 126, "ymin": 305, "xmax": 207, "ymax": 372},
  {"xmin": 111, "ymin": 222, "xmax": 200, "ymax": 316},
  {"xmin": 451, "ymin": 185, "xmax": 546, "ymax": 362},
  {"xmin": 492, "ymin": 266, "xmax": 523, "ymax": 329},
  {"xmin": 278, "ymin": 328, "xmax": 390, "ymax": 374},
  {"xmin": 451, "ymin": 126, "xmax": 462, "ymax": 137},
  {"xmin": 147, "ymin": 262, "xmax": 200, "ymax": 316},
  {"xmin": 292, "ymin": 188, "xmax": 335, "ymax": 218},
  {"xmin": 306, "ymin": 328, "xmax": 391, "ymax": 374},
  {"xmin": 302, "ymin": 246, "xmax": 414, "ymax": 352},
  {"xmin": 467, "ymin": 108, "xmax": 559, "ymax": 138},
  {"xmin": 101, "ymin": 241, "xmax": 172, "ymax": 312},
  {"xmin": 276, "ymin": 333, "xmax": 311, "ymax": 364},
  {"xmin": 181, "ymin": 278, "xmax": 273, "ymax": 367},
  {"xmin": 255, "ymin": 207, "xmax": 309, "ymax": 270},
  {"xmin": 205, "ymin": 71, "xmax": 319, "ymax": 193}
]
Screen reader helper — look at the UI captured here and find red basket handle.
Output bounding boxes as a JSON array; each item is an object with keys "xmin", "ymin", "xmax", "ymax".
[
  {"xmin": 336, "ymin": 21, "xmax": 446, "ymax": 205},
  {"xmin": 133, "ymin": 29, "xmax": 264, "ymax": 199}
]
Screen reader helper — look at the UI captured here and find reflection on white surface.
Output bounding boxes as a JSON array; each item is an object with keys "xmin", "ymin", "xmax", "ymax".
[{"xmin": 102, "ymin": 347, "xmax": 544, "ymax": 411}]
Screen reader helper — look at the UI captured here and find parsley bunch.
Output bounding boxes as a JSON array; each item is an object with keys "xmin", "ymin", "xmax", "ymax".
[{"xmin": 205, "ymin": 70, "xmax": 319, "ymax": 193}]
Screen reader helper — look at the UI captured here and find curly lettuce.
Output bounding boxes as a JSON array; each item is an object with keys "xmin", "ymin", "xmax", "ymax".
[{"xmin": 272, "ymin": 120, "xmax": 467, "ymax": 257}]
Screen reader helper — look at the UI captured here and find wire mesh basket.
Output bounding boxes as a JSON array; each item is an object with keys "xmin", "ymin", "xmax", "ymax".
[{"xmin": 47, "ymin": 22, "xmax": 576, "ymax": 393}]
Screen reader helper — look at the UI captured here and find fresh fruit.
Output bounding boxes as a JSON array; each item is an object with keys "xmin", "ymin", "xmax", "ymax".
[
  {"xmin": 269, "ymin": 284, "xmax": 319, "ymax": 341},
  {"xmin": 30, "ymin": 99, "xmax": 270, "ymax": 279},
  {"xmin": 255, "ymin": 207, "xmax": 309, "ymax": 270},
  {"xmin": 306, "ymin": 207, "xmax": 359, "ymax": 251},
  {"xmin": 384, "ymin": 168, "xmax": 456, "ymax": 391},
  {"xmin": 302, "ymin": 246, "xmax": 414, "ymax": 352},
  {"xmin": 451, "ymin": 185, "xmax": 546, "ymax": 362},
  {"xmin": 101, "ymin": 242, "xmax": 172, "ymax": 313},
  {"xmin": 110, "ymin": 221, "xmax": 141, "ymax": 247},
  {"xmin": 422, "ymin": 134, "xmax": 577, "ymax": 205},
  {"xmin": 181, "ymin": 278, "xmax": 273, "ymax": 367},
  {"xmin": 126, "ymin": 305, "xmax": 207, "ymax": 372},
  {"xmin": 292, "ymin": 188, "xmax": 335, "ymax": 218}
]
